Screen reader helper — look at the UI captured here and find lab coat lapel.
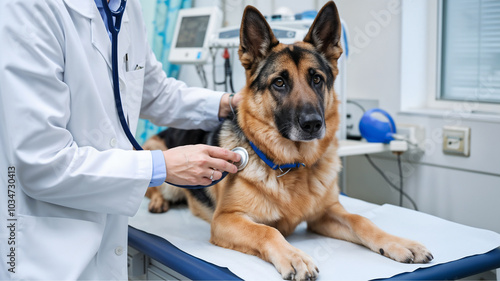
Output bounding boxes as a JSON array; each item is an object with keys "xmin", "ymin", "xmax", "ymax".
[
  {"xmin": 65, "ymin": 0, "xmax": 113, "ymax": 70},
  {"xmin": 64, "ymin": 0, "xmax": 130, "ymax": 94},
  {"xmin": 91, "ymin": 23, "xmax": 111, "ymax": 69},
  {"xmin": 90, "ymin": 9, "xmax": 131, "ymax": 84},
  {"xmin": 64, "ymin": 0, "xmax": 95, "ymax": 18},
  {"xmin": 91, "ymin": 16, "xmax": 113, "ymax": 71}
]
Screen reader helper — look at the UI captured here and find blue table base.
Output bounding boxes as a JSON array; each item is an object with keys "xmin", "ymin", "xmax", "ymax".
[{"xmin": 128, "ymin": 226, "xmax": 242, "ymax": 280}]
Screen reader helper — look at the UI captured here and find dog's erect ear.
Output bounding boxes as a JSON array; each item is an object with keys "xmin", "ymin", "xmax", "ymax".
[
  {"xmin": 239, "ymin": 6, "xmax": 279, "ymax": 70},
  {"xmin": 303, "ymin": 1, "xmax": 342, "ymax": 62}
]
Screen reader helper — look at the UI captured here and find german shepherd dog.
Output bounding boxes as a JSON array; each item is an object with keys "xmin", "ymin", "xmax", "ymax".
[{"xmin": 145, "ymin": 2, "xmax": 433, "ymax": 280}]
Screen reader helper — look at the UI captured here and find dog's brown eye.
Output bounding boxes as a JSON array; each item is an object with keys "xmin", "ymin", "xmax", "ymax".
[
  {"xmin": 273, "ymin": 78, "xmax": 285, "ymax": 88},
  {"xmin": 313, "ymin": 75, "xmax": 322, "ymax": 84}
]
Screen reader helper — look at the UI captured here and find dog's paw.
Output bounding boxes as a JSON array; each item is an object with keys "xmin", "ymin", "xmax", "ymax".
[
  {"xmin": 148, "ymin": 195, "xmax": 169, "ymax": 213},
  {"xmin": 272, "ymin": 246, "xmax": 319, "ymax": 281},
  {"xmin": 379, "ymin": 239, "xmax": 433, "ymax": 264}
]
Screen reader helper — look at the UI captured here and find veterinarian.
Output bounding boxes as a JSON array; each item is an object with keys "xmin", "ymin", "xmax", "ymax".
[{"xmin": 0, "ymin": 0, "xmax": 241, "ymax": 279}]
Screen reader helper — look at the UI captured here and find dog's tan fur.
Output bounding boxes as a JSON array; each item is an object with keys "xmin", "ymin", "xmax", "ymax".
[{"xmin": 145, "ymin": 2, "xmax": 432, "ymax": 280}]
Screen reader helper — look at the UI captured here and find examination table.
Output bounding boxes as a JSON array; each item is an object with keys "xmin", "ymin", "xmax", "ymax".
[{"xmin": 128, "ymin": 195, "xmax": 500, "ymax": 280}]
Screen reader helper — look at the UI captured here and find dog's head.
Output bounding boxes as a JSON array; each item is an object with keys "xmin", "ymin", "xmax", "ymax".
[{"xmin": 238, "ymin": 1, "xmax": 342, "ymax": 144}]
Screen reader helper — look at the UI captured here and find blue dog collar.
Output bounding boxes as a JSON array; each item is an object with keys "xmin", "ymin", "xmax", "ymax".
[{"xmin": 249, "ymin": 141, "xmax": 305, "ymax": 171}]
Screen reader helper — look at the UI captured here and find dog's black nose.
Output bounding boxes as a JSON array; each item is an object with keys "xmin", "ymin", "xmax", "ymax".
[{"xmin": 299, "ymin": 113, "xmax": 323, "ymax": 134}]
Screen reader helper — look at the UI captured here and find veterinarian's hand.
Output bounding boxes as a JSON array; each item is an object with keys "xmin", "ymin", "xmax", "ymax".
[
  {"xmin": 218, "ymin": 92, "xmax": 242, "ymax": 119},
  {"xmin": 162, "ymin": 144, "xmax": 241, "ymax": 186}
]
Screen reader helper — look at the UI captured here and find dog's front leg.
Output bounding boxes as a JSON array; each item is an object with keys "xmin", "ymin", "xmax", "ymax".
[
  {"xmin": 145, "ymin": 185, "xmax": 169, "ymax": 213},
  {"xmin": 211, "ymin": 212, "xmax": 319, "ymax": 280},
  {"xmin": 308, "ymin": 202, "xmax": 433, "ymax": 264}
]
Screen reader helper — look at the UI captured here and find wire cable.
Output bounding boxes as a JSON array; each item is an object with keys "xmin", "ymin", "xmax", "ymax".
[
  {"xmin": 210, "ymin": 47, "xmax": 236, "ymax": 93},
  {"xmin": 364, "ymin": 154, "xmax": 419, "ymax": 211},
  {"xmin": 347, "ymin": 100, "xmax": 366, "ymax": 113},
  {"xmin": 392, "ymin": 134, "xmax": 420, "ymax": 148},
  {"xmin": 226, "ymin": 58, "xmax": 235, "ymax": 93},
  {"xmin": 210, "ymin": 48, "xmax": 217, "ymax": 90},
  {"xmin": 222, "ymin": 48, "xmax": 232, "ymax": 92},
  {"xmin": 210, "ymin": 48, "xmax": 227, "ymax": 90},
  {"xmin": 397, "ymin": 153, "xmax": 403, "ymax": 207},
  {"xmin": 195, "ymin": 65, "xmax": 208, "ymax": 88}
]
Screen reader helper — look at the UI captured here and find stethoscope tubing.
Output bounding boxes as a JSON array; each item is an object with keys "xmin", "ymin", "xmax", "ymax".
[{"xmin": 101, "ymin": 0, "xmax": 227, "ymax": 189}]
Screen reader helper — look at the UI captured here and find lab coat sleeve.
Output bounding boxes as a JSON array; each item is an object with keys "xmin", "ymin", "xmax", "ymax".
[
  {"xmin": 139, "ymin": 41, "xmax": 226, "ymax": 131},
  {"xmin": 0, "ymin": 0, "xmax": 149, "ymax": 217}
]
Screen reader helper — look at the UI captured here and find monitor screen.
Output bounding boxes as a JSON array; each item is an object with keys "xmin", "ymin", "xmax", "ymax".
[{"xmin": 175, "ymin": 15, "xmax": 211, "ymax": 48}]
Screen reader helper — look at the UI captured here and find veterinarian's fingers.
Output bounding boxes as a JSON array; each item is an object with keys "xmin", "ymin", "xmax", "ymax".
[
  {"xmin": 163, "ymin": 146, "xmax": 215, "ymax": 186},
  {"xmin": 207, "ymin": 145, "xmax": 241, "ymax": 162},
  {"xmin": 199, "ymin": 177, "xmax": 213, "ymax": 186},
  {"xmin": 205, "ymin": 146, "xmax": 241, "ymax": 173},
  {"xmin": 209, "ymin": 158, "xmax": 239, "ymax": 174},
  {"xmin": 208, "ymin": 169, "xmax": 223, "ymax": 181},
  {"xmin": 163, "ymin": 145, "xmax": 240, "ymax": 185},
  {"xmin": 207, "ymin": 168, "xmax": 216, "ymax": 181}
]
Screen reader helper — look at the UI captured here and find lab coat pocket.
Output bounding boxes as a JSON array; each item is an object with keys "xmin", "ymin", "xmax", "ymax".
[
  {"xmin": 16, "ymin": 215, "xmax": 105, "ymax": 280},
  {"xmin": 124, "ymin": 65, "xmax": 145, "ymax": 135}
]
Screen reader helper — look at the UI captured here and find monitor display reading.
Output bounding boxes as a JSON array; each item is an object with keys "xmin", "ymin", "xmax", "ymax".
[{"xmin": 175, "ymin": 15, "xmax": 211, "ymax": 48}]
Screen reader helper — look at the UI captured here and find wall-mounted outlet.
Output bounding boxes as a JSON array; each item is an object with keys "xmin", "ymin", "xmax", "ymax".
[
  {"xmin": 346, "ymin": 99, "xmax": 379, "ymax": 140},
  {"xmin": 442, "ymin": 126, "xmax": 471, "ymax": 157}
]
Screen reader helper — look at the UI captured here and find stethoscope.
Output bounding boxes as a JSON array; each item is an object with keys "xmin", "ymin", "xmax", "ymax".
[{"xmin": 100, "ymin": 0, "xmax": 247, "ymax": 189}]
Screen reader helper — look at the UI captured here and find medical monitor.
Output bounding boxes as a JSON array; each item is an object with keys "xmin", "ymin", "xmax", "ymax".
[{"xmin": 169, "ymin": 7, "xmax": 222, "ymax": 64}]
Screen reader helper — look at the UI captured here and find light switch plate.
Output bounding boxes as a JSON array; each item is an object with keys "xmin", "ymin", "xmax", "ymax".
[{"xmin": 442, "ymin": 126, "xmax": 471, "ymax": 157}]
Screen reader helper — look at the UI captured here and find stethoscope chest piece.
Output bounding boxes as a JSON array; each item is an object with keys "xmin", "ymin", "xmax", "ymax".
[{"xmin": 231, "ymin": 147, "xmax": 249, "ymax": 171}]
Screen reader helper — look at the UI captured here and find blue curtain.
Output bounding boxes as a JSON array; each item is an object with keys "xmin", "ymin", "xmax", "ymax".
[{"xmin": 136, "ymin": 0, "xmax": 192, "ymax": 145}]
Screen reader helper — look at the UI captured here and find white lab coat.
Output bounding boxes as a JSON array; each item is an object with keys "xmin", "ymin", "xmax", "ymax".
[{"xmin": 0, "ymin": 0, "xmax": 224, "ymax": 279}]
